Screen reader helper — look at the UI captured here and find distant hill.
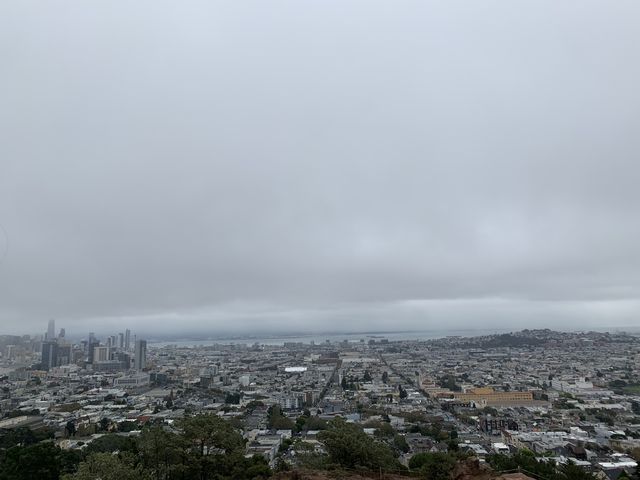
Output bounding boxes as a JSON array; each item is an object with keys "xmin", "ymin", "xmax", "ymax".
[{"xmin": 480, "ymin": 334, "xmax": 545, "ymax": 348}]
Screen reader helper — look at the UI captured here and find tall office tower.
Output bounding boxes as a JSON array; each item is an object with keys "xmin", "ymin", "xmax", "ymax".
[
  {"xmin": 118, "ymin": 333, "xmax": 124, "ymax": 349},
  {"xmin": 57, "ymin": 345, "xmax": 72, "ymax": 365},
  {"xmin": 88, "ymin": 335, "xmax": 99, "ymax": 364},
  {"xmin": 47, "ymin": 319, "xmax": 56, "ymax": 341},
  {"xmin": 134, "ymin": 339, "xmax": 147, "ymax": 370},
  {"xmin": 115, "ymin": 351, "xmax": 131, "ymax": 371},
  {"xmin": 93, "ymin": 346, "xmax": 110, "ymax": 363},
  {"xmin": 59, "ymin": 328, "xmax": 65, "ymax": 338},
  {"xmin": 110, "ymin": 335, "xmax": 117, "ymax": 348},
  {"xmin": 41, "ymin": 341, "xmax": 58, "ymax": 370},
  {"xmin": 125, "ymin": 329, "xmax": 131, "ymax": 351}
]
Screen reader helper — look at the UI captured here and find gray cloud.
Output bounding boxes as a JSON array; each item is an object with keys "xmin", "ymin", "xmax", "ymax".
[{"xmin": 1, "ymin": 1, "xmax": 639, "ymax": 336}]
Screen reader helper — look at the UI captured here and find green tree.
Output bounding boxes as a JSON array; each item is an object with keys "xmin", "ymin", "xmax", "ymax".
[
  {"xmin": 393, "ymin": 434, "xmax": 409, "ymax": 453},
  {"xmin": 99, "ymin": 417, "xmax": 111, "ymax": 432},
  {"xmin": 224, "ymin": 392, "xmax": 241, "ymax": 404},
  {"xmin": 84, "ymin": 433, "xmax": 138, "ymax": 455},
  {"xmin": 0, "ymin": 426, "xmax": 54, "ymax": 449},
  {"xmin": 318, "ymin": 418, "xmax": 400, "ymax": 471},
  {"xmin": 409, "ymin": 452, "xmax": 458, "ymax": 480},
  {"xmin": 437, "ymin": 375, "xmax": 461, "ymax": 392},
  {"xmin": 0, "ymin": 442, "xmax": 79, "ymax": 480},
  {"xmin": 177, "ymin": 413, "xmax": 246, "ymax": 480},
  {"xmin": 65, "ymin": 421, "xmax": 76, "ymax": 438},
  {"xmin": 118, "ymin": 421, "xmax": 139, "ymax": 432},
  {"xmin": 63, "ymin": 452, "xmax": 150, "ymax": 480},
  {"xmin": 241, "ymin": 455, "xmax": 271, "ymax": 479},
  {"xmin": 138, "ymin": 426, "xmax": 188, "ymax": 480},
  {"xmin": 245, "ymin": 400, "xmax": 265, "ymax": 412},
  {"xmin": 372, "ymin": 421, "xmax": 395, "ymax": 438},
  {"xmin": 267, "ymin": 405, "xmax": 294, "ymax": 430}
]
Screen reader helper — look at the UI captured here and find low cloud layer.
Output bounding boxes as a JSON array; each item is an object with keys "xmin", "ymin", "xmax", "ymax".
[{"xmin": 1, "ymin": 1, "xmax": 639, "ymax": 336}]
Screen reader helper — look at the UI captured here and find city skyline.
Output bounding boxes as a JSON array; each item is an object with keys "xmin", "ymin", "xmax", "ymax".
[
  {"xmin": 0, "ymin": 324, "xmax": 638, "ymax": 478},
  {"xmin": 1, "ymin": 2, "xmax": 639, "ymax": 479},
  {"xmin": 26, "ymin": 318, "xmax": 147, "ymax": 374}
]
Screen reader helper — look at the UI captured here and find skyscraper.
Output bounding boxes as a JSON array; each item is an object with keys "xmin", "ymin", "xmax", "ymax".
[
  {"xmin": 134, "ymin": 339, "xmax": 147, "ymax": 370},
  {"xmin": 93, "ymin": 346, "xmax": 109, "ymax": 363},
  {"xmin": 125, "ymin": 329, "xmax": 131, "ymax": 351},
  {"xmin": 41, "ymin": 341, "xmax": 58, "ymax": 370},
  {"xmin": 47, "ymin": 319, "xmax": 56, "ymax": 341},
  {"xmin": 6, "ymin": 345, "xmax": 16, "ymax": 360},
  {"xmin": 57, "ymin": 345, "xmax": 72, "ymax": 365},
  {"xmin": 88, "ymin": 333, "xmax": 99, "ymax": 364}
]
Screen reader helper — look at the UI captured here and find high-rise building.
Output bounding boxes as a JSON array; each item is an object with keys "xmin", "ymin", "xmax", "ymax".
[
  {"xmin": 41, "ymin": 341, "xmax": 58, "ymax": 370},
  {"xmin": 47, "ymin": 319, "xmax": 56, "ymax": 341},
  {"xmin": 118, "ymin": 332, "xmax": 124, "ymax": 349},
  {"xmin": 125, "ymin": 329, "xmax": 131, "ymax": 351},
  {"xmin": 93, "ymin": 346, "xmax": 110, "ymax": 363},
  {"xmin": 6, "ymin": 345, "xmax": 16, "ymax": 361},
  {"xmin": 59, "ymin": 328, "xmax": 65, "ymax": 338},
  {"xmin": 134, "ymin": 339, "xmax": 147, "ymax": 370},
  {"xmin": 115, "ymin": 351, "xmax": 131, "ymax": 371},
  {"xmin": 88, "ymin": 334, "xmax": 99, "ymax": 364},
  {"xmin": 57, "ymin": 345, "xmax": 72, "ymax": 365}
]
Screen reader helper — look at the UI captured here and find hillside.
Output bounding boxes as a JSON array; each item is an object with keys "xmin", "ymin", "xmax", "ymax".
[{"xmin": 273, "ymin": 457, "xmax": 536, "ymax": 480}]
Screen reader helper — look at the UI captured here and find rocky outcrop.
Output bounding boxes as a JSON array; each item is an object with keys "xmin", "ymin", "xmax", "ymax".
[
  {"xmin": 451, "ymin": 457, "xmax": 494, "ymax": 480},
  {"xmin": 495, "ymin": 475, "xmax": 537, "ymax": 480}
]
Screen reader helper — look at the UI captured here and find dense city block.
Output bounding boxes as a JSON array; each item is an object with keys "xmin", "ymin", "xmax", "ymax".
[{"xmin": 1, "ymin": 327, "xmax": 639, "ymax": 479}]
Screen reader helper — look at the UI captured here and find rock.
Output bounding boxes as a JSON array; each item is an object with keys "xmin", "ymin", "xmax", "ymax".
[{"xmin": 451, "ymin": 457, "xmax": 494, "ymax": 480}]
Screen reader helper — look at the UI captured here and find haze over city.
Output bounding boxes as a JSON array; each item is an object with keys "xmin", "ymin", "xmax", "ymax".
[{"xmin": 1, "ymin": 1, "xmax": 640, "ymax": 337}]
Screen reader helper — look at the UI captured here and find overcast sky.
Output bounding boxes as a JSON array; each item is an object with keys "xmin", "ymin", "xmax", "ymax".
[{"xmin": 1, "ymin": 1, "xmax": 639, "ymax": 337}]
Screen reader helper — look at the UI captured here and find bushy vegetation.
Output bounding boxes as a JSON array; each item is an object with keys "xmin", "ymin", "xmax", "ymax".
[
  {"xmin": 436, "ymin": 374, "xmax": 461, "ymax": 392},
  {"xmin": 0, "ymin": 426, "xmax": 55, "ymax": 449},
  {"xmin": 0, "ymin": 414, "xmax": 271, "ymax": 480},
  {"xmin": 317, "ymin": 418, "xmax": 403, "ymax": 471},
  {"xmin": 408, "ymin": 452, "xmax": 459, "ymax": 480},
  {"xmin": 267, "ymin": 405, "xmax": 295, "ymax": 430},
  {"xmin": 0, "ymin": 442, "xmax": 81, "ymax": 480},
  {"xmin": 0, "ymin": 414, "xmax": 610, "ymax": 480}
]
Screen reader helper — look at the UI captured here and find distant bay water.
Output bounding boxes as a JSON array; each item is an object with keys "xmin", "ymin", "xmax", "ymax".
[
  {"xmin": 148, "ymin": 325, "xmax": 639, "ymax": 348},
  {"xmin": 149, "ymin": 329, "xmax": 506, "ymax": 347}
]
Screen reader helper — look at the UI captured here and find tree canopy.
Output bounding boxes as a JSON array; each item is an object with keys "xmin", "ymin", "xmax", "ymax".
[{"xmin": 318, "ymin": 418, "xmax": 402, "ymax": 471}]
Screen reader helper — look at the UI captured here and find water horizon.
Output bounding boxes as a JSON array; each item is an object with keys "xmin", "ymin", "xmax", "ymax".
[{"xmin": 148, "ymin": 324, "xmax": 640, "ymax": 348}]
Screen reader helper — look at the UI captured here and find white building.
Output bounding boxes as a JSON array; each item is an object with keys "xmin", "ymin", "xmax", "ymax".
[{"xmin": 113, "ymin": 372, "xmax": 150, "ymax": 389}]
